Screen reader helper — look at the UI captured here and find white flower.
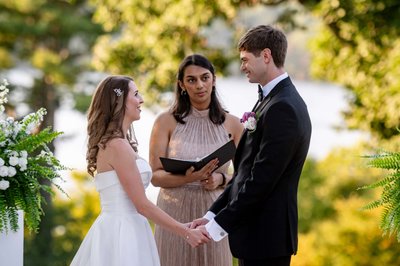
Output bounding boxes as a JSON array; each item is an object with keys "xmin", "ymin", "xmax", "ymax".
[
  {"xmin": 20, "ymin": 164, "xmax": 27, "ymax": 171},
  {"xmin": 3, "ymin": 128, "xmax": 12, "ymax": 137},
  {"xmin": 244, "ymin": 117, "xmax": 257, "ymax": 131},
  {"xmin": 0, "ymin": 157, "xmax": 4, "ymax": 166},
  {"xmin": 9, "ymin": 156, "xmax": 19, "ymax": 166},
  {"xmin": 13, "ymin": 123, "xmax": 21, "ymax": 136},
  {"xmin": 0, "ymin": 166, "xmax": 8, "ymax": 177},
  {"xmin": 20, "ymin": 151, "xmax": 28, "ymax": 158},
  {"xmin": 18, "ymin": 157, "xmax": 28, "ymax": 167},
  {"xmin": 7, "ymin": 166, "xmax": 16, "ymax": 177},
  {"xmin": 8, "ymin": 151, "xmax": 18, "ymax": 157},
  {"xmin": 25, "ymin": 122, "xmax": 36, "ymax": 134},
  {"xmin": 0, "ymin": 179, "xmax": 9, "ymax": 190}
]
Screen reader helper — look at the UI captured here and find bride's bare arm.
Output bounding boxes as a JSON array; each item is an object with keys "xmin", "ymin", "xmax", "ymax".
[{"xmin": 107, "ymin": 138, "xmax": 210, "ymax": 247}]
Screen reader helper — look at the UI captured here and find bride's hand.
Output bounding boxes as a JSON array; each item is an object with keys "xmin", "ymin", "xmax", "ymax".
[
  {"xmin": 189, "ymin": 217, "xmax": 209, "ymax": 229},
  {"xmin": 184, "ymin": 228, "xmax": 211, "ymax": 247}
]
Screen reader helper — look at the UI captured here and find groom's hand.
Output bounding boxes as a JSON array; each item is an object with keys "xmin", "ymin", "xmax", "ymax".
[
  {"xmin": 185, "ymin": 228, "xmax": 211, "ymax": 247},
  {"xmin": 197, "ymin": 225, "xmax": 211, "ymax": 239},
  {"xmin": 190, "ymin": 218, "xmax": 209, "ymax": 229}
]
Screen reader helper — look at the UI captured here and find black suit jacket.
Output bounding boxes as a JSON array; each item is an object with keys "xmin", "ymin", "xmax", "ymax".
[{"xmin": 209, "ymin": 77, "xmax": 312, "ymax": 259}]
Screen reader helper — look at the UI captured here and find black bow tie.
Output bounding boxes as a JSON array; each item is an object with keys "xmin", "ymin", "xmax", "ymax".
[{"xmin": 258, "ymin": 85, "xmax": 264, "ymax": 102}]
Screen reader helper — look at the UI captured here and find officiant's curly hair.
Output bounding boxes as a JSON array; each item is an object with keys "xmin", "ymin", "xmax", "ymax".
[{"xmin": 86, "ymin": 75, "xmax": 138, "ymax": 176}]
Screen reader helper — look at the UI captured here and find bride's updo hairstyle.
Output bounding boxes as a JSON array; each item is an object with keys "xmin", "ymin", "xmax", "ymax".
[{"xmin": 86, "ymin": 75, "xmax": 138, "ymax": 176}]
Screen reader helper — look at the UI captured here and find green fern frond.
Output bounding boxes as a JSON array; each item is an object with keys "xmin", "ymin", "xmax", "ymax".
[
  {"xmin": 360, "ymin": 198, "xmax": 384, "ymax": 210},
  {"xmin": 357, "ymin": 174, "xmax": 398, "ymax": 190},
  {"xmin": 22, "ymin": 186, "xmax": 41, "ymax": 233},
  {"xmin": 11, "ymin": 128, "xmax": 62, "ymax": 152},
  {"xmin": 367, "ymin": 152, "xmax": 400, "ymax": 170},
  {"xmin": 361, "ymin": 148, "xmax": 400, "ymax": 241}
]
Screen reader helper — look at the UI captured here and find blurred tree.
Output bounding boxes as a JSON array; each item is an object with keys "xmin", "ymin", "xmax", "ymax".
[
  {"xmin": 89, "ymin": 0, "xmax": 305, "ymax": 105},
  {"xmin": 292, "ymin": 196, "xmax": 400, "ymax": 266},
  {"xmin": 299, "ymin": 0, "xmax": 400, "ymax": 140},
  {"xmin": 297, "ymin": 158, "xmax": 333, "ymax": 233},
  {"xmin": 295, "ymin": 142, "xmax": 400, "ymax": 264},
  {"xmin": 298, "ymin": 144, "xmax": 383, "ymax": 233},
  {"xmin": 0, "ymin": 0, "xmax": 103, "ymax": 264}
]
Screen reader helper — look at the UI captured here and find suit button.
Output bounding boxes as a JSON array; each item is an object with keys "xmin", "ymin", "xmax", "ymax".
[{"xmin": 220, "ymin": 232, "xmax": 225, "ymax": 237}]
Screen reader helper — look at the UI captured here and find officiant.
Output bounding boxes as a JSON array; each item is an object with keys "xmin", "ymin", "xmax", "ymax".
[{"xmin": 149, "ymin": 54, "xmax": 243, "ymax": 266}]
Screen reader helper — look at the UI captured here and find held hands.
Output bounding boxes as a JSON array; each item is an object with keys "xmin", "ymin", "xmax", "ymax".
[
  {"xmin": 189, "ymin": 217, "xmax": 209, "ymax": 229},
  {"xmin": 183, "ymin": 224, "xmax": 211, "ymax": 247}
]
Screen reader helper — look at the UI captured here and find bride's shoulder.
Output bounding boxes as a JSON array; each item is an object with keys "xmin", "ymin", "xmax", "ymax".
[{"xmin": 106, "ymin": 138, "xmax": 133, "ymax": 153}]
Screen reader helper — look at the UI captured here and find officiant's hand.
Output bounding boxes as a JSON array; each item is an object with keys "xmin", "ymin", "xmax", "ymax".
[
  {"xmin": 189, "ymin": 217, "xmax": 209, "ymax": 229},
  {"xmin": 201, "ymin": 172, "xmax": 222, "ymax": 190},
  {"xmin": 184, "ymin": 228, "xmax": 211, "ymax": 247},
  {"xmin": 185, "ymin": 159, "xmax": 219, "ymax": 183}
]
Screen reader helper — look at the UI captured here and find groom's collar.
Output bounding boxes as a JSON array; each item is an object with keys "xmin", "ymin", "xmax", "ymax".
[
  {"xmin": 255, "ymin": 76, "xmax": 292, "ymax": 113},
  {"xmin": 259, "ymin": 72, "xmax": 288, "ymax": 98}
]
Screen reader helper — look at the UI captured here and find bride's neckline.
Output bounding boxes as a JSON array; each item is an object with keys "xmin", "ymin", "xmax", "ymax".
[{"xmin": 96, "ymin": 158, "xmax": 146, "ymax": 176}]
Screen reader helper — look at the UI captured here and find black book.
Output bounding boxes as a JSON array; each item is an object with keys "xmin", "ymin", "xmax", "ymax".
[{"xmin": 160, "ymin": 140, "xmax": 236, "ymax": 174}]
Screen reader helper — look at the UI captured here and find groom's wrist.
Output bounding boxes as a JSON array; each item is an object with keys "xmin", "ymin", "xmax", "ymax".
[{"xmin": 204, "ymin": 211, "xmax": 215, "ymax": 221}]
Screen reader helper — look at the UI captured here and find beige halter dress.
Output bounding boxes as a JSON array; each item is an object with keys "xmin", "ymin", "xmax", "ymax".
[{"xmin": 154, "ymin": 107, "xmax": 233, "ymax": 266}]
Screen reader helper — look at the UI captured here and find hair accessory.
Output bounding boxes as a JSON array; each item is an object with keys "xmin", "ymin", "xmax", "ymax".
[{"xmin": 113, "ymin": 88, "xmax": 123, "ymax": 97}]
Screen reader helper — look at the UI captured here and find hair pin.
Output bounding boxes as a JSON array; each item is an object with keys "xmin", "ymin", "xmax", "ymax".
[{"xmin": 113, "ymin": 88, "xmax": 122, "ymax": 97}]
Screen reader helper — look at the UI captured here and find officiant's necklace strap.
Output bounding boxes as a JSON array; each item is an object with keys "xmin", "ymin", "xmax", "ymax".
[{"xmin": 113, "ymin": 88, "xmax": 123, "ymax": 97}]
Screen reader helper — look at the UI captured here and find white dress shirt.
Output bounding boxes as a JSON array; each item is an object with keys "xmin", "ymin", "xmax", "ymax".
[
  {"xmin": 203, "ymin": 72, "xmax": 289, "ymax": 241},
  {"xmin": 260, "ymin": 72, "xmax": 288, "ymax": 98}
]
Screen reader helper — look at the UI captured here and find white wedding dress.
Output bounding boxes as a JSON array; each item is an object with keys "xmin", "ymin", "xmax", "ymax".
[{"xmin": 70, "ymin": 158, "xmax": 160, "ymax": 266}]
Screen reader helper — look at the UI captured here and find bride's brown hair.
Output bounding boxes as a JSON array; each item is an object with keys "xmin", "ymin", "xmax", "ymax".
[{"xmin": 86, "ymin": 75, "xmax": 138, "ymax": 176}]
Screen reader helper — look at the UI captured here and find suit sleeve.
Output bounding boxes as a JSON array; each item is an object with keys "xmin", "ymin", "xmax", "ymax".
[
  {"xmin": 209, "ymin": 178, "xmax": 233, "ymax": 214},
  {"xmin": 214, "ymin": 101, "xmax": 300, "ymax": 233}
]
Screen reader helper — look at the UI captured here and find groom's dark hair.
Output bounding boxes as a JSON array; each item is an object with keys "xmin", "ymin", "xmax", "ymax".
[{"xmin": 238, "ymin": 25, "xmax": 287, "ymax": 68}]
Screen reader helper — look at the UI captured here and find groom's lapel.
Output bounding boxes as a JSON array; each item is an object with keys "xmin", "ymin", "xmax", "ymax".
[
  {"xmin": 234, "ymin": 96, "xmax": 271, "ymax": 169},
  {"xmin": 255, "ymin": 77, "xmax": 291, "ymax": 114},
  {"xmin": 254, "ymin": 95, "xmax": 272, "ymax": 114}
]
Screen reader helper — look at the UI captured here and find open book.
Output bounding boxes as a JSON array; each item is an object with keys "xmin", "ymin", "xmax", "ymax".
[{"xmin": 160, "ymin": 140, "xmax": 236, "ymax": 174}]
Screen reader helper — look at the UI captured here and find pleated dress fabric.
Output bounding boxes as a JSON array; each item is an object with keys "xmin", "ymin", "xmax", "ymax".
[
  {"xmin": 70, "ymin": 159, "xmax": 160, "ymax": 266},
  {"xmin": 155, "ymin": 108, "xmax": 233, "ymax": 266}
]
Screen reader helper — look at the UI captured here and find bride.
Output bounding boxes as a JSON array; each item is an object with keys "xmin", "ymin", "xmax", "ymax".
[{"xmin": 70, "ymin": 75, "xmax": 212, "ymax": 266}]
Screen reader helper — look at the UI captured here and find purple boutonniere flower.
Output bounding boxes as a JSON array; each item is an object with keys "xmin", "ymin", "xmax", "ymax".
[{"xmin": 240, "ymin": 111, "xmax": 259, "ymax": 132}]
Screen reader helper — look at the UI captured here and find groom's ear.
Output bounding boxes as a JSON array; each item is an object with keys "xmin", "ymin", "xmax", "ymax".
[{"xmin": 261, "ymin": 48, "xmax": 272, "ymax": 64}]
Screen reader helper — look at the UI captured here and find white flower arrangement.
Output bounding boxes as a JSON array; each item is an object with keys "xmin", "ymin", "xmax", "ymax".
[{"xmin": 0, "ymin": 79, "xmax": 67, "ymax": 233}]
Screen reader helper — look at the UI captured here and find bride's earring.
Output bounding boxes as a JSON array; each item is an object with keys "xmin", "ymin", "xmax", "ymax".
[{"xmin": 181, "ymin": 89, "xmax": 187, "ymax": 96}]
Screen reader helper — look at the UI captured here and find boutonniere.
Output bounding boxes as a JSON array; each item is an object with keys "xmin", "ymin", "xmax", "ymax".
[{"xmin": 240, "ymin": 111, "xmax": 259, "ymax": 132}]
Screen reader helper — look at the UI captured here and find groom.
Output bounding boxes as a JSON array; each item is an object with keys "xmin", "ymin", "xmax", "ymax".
[{"xmin": 191, "ymin": 25, "xmax": 312, "ymax": 266}]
